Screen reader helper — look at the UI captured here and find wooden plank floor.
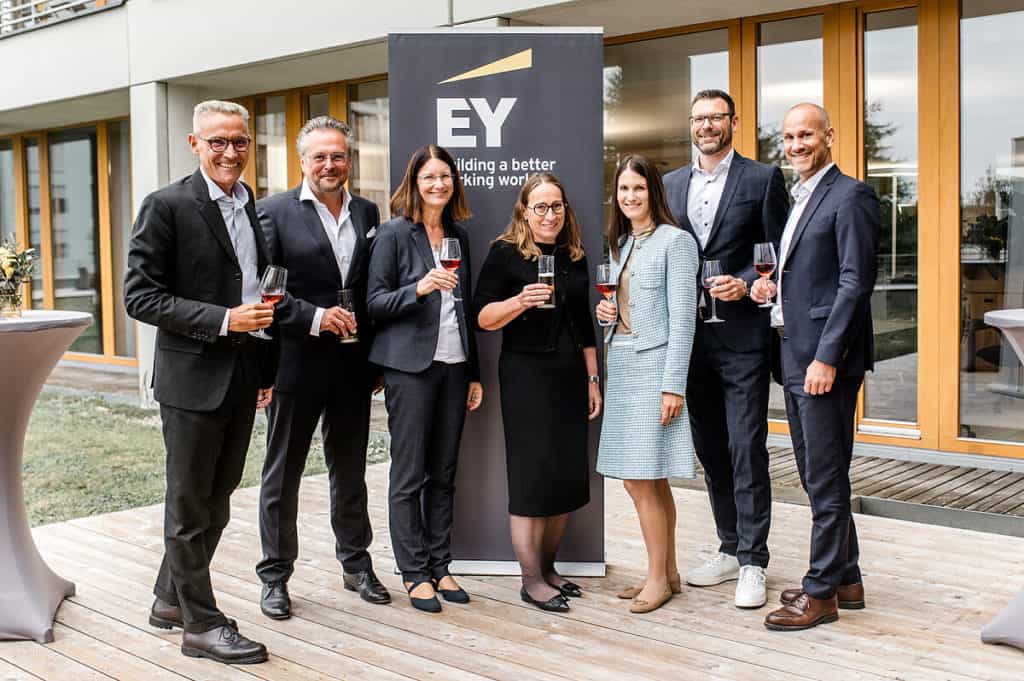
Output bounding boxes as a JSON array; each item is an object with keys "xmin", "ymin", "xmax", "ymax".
[
  {"xmin": 696, "ymin": 447, "xmax": 1024, "ymax": 517},
  {"xmin": 5, "ymin": 462, "xmax": 1024, "ymax": 680}
]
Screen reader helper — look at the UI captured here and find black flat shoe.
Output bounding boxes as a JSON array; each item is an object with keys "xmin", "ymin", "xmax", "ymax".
[
  {"xmin": 405, "ymin": 580, "xmax": 442, "ymax": 613},
  {"xmin": 344, "ymin": 569, "xmax": 391, "ymax": 605},
  {"xmin": 433, "ymin": 576, "xmax": 470, "ymax": 604},
  {"xmin": 555, "ymin": 580, "xmax": 582, "ymax": 598},
  {"xmin": 520, "ymin": 586, "xmax": 570, "ymax": 613}
]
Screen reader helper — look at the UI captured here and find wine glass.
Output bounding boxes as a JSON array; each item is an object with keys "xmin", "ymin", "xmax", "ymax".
[
  {"xmin": 538, "ymin": 254, "xmax": 555, "ymax": 309},
  {"xmin": 251, "ymin": 265, "xmax": 287, "ymax": 339},
  {"xmin": 753, "ymin": 242, "xmax": 777, "ymax": 309},
  {"xmin": 440, "ymin": 237, "xmax": 462, "ymax": 301},
  {"xmin": 336, "ymin": 289, "xmax": 359, "ymax": 344},
  {"xmin": 702, "ymin": 259, "xmax": 724, "ymax": 323},
  {"xmin": 595, "ymin": 263, "xmax": 617, "ymax": 327}
]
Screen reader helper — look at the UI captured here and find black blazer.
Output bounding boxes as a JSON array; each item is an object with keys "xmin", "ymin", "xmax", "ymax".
[
  {"xmin": 124, "ymin": 169, "xmax": 278, "ymax": 411},
  {"xmin": 664, "ymin": 152, "xmax": 789, "ymax": 352},
  {"xmin": 366, "ymin": 216, "xmax": 480, "ymax": 381},
  {"xmin": 773, "ymin": 165, "xmax": 880, "ymax": 388},
  {"xmin": 472, "ymin": 240, "xmax": 597, "ymax": 352},
  {"xmin": 257, "ymin": 185, "xmax": 380, "ymax": 394}
]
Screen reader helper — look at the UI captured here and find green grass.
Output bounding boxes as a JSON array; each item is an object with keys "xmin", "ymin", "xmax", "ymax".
[{"xmin": 22, "ymin": 391, "xmax": 389, "ymax": 527}]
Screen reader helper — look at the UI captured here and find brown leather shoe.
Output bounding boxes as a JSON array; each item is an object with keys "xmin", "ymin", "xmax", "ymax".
[
  {"xmin": 764, "ymin": 592, "xmax": 838, "ymax": 631},
  {"xmin": 780, "ymin": 583, "xmax": 865, "ymax": 610}
]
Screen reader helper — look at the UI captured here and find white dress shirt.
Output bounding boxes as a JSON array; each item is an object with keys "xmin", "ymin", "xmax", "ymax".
[
  {"xmin": 200, "ymin": 169, "xmax": 260, "ymax": 336},
  {"xmin": 687, "ymin": 148, "xmax": 734, "ymax": 249},
  {"xmin": 300, "ymin": 180, "xmax": 357, "ymax": 336},
  {"xmin": 431, "ymin": 246, "xmax": 467, "ymax": 364},
  {"xmin": 771, "ymin": 162, "xmax": 834, "ymax": 328}
]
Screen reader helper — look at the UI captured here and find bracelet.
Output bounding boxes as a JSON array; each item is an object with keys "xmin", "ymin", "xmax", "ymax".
[{"xmin": 587, "ymin": 374, "xmax": 600, "ymax": 384}]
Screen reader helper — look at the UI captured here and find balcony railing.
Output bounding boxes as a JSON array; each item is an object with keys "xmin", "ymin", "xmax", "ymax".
[{"xmin": 0, "ymin": 0, "xmax": 123, "ymax": 38}]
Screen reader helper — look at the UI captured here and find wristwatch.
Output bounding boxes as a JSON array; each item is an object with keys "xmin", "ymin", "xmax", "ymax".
[{"xmin": 587, "ymin": 374, "xmax": 600, "ymax": 384}]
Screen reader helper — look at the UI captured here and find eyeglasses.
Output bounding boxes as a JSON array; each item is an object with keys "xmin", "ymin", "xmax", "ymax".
[
  {"xmin": 198, "ymin": 136, "xmax": 251, "ymax": 152},
  {"xmin": 306, "ymin": 152, "xmax": 350, "ymax": 165},
  {"xmin": 528, "ymin": 202, "xmax": 566, "ymax": 217},
  {"xmin": 689, "ymin": 113, "xmax": 732, "ymax": 126},
  {"xmin": 417, "ymin": 173, "xmax": 454, "ymax": 185}
]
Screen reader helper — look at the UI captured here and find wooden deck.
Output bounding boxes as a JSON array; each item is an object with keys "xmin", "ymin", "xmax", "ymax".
[{"xmin": 4, "ymin": 462, "xmax": 1024, "ymax": 680}]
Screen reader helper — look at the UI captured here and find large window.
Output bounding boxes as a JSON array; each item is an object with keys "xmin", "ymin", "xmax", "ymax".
[
  {"xmin": 254, "ymin": 95, "xmax": 289, "ymax": 200},
  {"xmin": 863, "ymin": 8, "xmax": 919, "ymax": 425},
  {"xmin": 959, "ymin": 1, "xmax": 1024, "ymax": 442},
  {"xmin": 0, "ymin": 139, "xmax": 14, "ymax": 242},
  {"xmin": 48, "ymin": 127, "xmax": 102, "ymax": 354},
  {"xmin": 25, "ymin": 137, "xmax": 42, "ymax": 309},
  {"xmin": 348, "ymin": 80, "xmax": 391, "ymax": 219},
  {"xmin": 108, "ymin": 120, "xmax": 135, "ymax": 358}
]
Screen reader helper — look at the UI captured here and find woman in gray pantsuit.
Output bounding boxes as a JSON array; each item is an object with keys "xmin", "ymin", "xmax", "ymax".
[{"xmin": 596, "ymin": 155, "xmax": 699, "ymax": 614}]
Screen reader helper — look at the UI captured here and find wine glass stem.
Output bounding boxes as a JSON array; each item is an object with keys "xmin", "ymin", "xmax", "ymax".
[{"xmin": 711, "ymin": 296, "xmax": 717, "ymax": 319}]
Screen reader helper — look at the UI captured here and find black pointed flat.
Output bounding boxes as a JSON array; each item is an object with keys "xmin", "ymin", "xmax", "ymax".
[
  {"xmin": 520, "ymin": 586, "xmax": 570, "ymax": 613},
  {"xmin": 555, "ymin": 580, "xmax": 582, "ymax": 598}
]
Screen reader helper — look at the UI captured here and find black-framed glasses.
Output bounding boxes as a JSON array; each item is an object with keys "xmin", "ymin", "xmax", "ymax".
[
  {"xmin": 689, "ymin": 113, "xmax": 733, "ymax": 126},
  {"xmin": 199, "ymin": 136, "xmax": 251, "ymax": 152},
  {"xmin": 528, "ymin": 201, "xmax": 566, "ymax": 217},
  {"xmin": 306, "ymin": 152, "xmax": 350, "ymax": 165}
]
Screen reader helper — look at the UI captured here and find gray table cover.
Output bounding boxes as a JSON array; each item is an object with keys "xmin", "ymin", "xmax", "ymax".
[{"xmin": 1, "ymin": 311, "xmax": 91, "ymax": 643}]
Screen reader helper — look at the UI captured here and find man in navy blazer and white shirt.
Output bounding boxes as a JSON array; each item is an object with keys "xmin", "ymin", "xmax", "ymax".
[
  {"xmin": 752, "ymin": 103, "xmax": 880, "ymax": 631},
  {"xmin": 255, "ymin": 116, "xmax": 388, "ymax": 620},
  {"xmin": 663, "ymin": 89, "xmax": 788, "ymax": 609}
]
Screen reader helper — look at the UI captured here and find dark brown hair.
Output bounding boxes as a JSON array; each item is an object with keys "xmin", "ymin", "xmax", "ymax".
[
  {"xmin": 496, "ymin": 172, "xmax": 585, "ymax": 262},
  {"xmin": 390, "ymin": 144, "xmax": 473, "ymax": 224},
  {"xmin": 607, "ymin": 154, "xmax": 678, "ymax": 260},
  {"xmin": 691, "ymin": 89, "xmax": 735, "ymax": 117}
]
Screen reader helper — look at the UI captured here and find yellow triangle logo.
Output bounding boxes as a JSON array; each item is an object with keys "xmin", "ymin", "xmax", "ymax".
[{"xmin": 438, "ymin": 48, "xmax": 532, "ymax": 85}]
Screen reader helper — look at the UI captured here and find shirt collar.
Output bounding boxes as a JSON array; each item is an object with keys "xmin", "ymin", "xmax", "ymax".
[
  {"xmin": 200, "ymin": 167, "xmax": 248, "ymax": 207},
  {"xmin": 300, "ymin": 178, "xmax": 350, "ymax": 215},
  {"xmin": 693, "ymin": 148, "xmax": 735, "ymax": 177},
  {"xmin": 792, "ymin": 162, "xmax": 834, "ymax": 201}
]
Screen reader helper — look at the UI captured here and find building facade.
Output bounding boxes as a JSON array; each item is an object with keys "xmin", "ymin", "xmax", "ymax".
[{"xmin": 2, "ymin": 0, "xmax": 1023, "ymax": 461}]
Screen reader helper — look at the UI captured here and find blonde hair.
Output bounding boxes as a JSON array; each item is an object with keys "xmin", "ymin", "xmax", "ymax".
[{"xmin": 496, "ymin": 173, "xmax": 585, "ymax": 262}]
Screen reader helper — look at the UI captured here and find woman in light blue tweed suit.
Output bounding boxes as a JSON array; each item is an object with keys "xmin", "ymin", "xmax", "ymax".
[{"xmin": 596, "ymin": 155, "xmax": 699, "ymax": 614}]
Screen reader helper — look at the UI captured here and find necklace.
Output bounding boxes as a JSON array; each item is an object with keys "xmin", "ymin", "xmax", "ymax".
[{"xmin": 632, "ymin": 224, "xmax": 657, "ymax": 240}]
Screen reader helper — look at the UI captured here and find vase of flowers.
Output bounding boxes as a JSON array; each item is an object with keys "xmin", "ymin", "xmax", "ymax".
[{"xmin": 0, "ymin": 237, "xmax": 37, "ymax": 318}]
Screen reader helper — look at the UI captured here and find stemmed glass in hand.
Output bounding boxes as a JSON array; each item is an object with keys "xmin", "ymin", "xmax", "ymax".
[
  {"xmin": 439, "ymin": 237, "xmax": 462, "ymax": 301},
  {"xmin": 595, "ymin": 263, "xmax": 617, "ymax": 327},
  {"xmin": 753, "ymin": 242, "xmax": 777, "ymax": 309},
  {"xmin": 251, "ymin": 265, "xmax": 287, "ymax": 339},
  {"xmin": 702, "ymin": 259, "xmax": 725, "ymax": 324}
]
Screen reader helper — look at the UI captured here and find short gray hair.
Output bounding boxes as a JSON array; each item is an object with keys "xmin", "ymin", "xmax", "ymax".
[
  {"xmin": 296, "ymin": 116, "xmax": 354, "ymax": 157},
  {"xmin": 192, "ymin": 100, "xmax": 250, "ymax": 134}
]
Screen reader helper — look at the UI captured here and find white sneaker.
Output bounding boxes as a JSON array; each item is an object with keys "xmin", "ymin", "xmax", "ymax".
[
  {"xmin": 685, "ymin": 552, "xmax": 740, "ymax": 587},
  {"xmin": 734, "ymin": 565, "xmax": 767, "ymax": 608}
]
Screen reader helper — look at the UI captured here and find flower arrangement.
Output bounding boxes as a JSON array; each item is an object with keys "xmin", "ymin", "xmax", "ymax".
[{"xmin": 0, "ymin": 237, "xmax": 37, "ymax": 318}]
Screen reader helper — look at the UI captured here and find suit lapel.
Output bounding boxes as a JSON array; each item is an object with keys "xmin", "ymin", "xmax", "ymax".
[
  {"xmin": 296, "ymin": 192, "xmax": 344, "ymax": 285},
  {"xmin": 411, "ymin": 223, "xmax": 436, "ymax": 274},
  {"xmin": 347, "ymin": 198, "xmax": 369, "ymax": 284},
  {"xmin": 191, "ymin": 170, "xmax": 239, "ymax": 268},
  {"xmin": 704, "ymin": 155, "xmax": 745, "ymax": 251},
  {"xmin": 243, "ymin": 185, "xmax": 269, "ymax": 272},
  {"xmin": 673, "ymin": 169, "xmax": 697, "ymax": 237},
  {"xmin": 784, "ymin": 165, "xmax": 840, "ymax": 261}
]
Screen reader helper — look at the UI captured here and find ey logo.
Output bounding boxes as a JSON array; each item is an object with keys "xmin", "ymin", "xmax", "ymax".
[{"xmin": 435, "ymin": 48, "xmax": 531, "ymax": 149}]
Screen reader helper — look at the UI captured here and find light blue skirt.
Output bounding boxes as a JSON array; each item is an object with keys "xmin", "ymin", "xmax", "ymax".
[{"xmin": 597, "ymin": 336, "xmax": 696, "ymax": 480}]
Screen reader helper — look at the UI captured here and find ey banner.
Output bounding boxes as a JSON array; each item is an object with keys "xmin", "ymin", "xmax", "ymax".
[{"xmin": 388, "ymin": 28, "xmax": 605, "ymax": 574}]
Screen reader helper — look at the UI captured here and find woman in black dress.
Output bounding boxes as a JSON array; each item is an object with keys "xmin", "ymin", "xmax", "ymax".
[{"xmin": 474, "ymin": 172, "xmax": 601, "ymax": 612}]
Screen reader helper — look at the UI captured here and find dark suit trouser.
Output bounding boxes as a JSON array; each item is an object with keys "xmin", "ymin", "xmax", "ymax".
[
  {"xmin": 783, "ymin": 375, "xmax": 863, "ymax": 599},
  {"xmin": 257, "ymin": 355, "xmax": 373, "ymax": 584},
  {"xmin": 153, "ymin": 344, "xmax": 261, "ymax": 633},
  {"xmin": 687, "ymin": 331, "xmax": 772, "ymax": 567},
  {"xmin": 383, "ymin": 361, "xmax": 468, "ymax": 583}
]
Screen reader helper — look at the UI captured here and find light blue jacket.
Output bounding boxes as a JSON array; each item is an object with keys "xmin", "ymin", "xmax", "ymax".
[{"xmin": 607, "ymin": 224, "xmax": 699, "ymax": 396}]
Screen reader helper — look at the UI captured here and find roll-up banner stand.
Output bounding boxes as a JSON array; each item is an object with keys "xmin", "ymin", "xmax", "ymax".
[{"xmin": 388, "ymin": 28, "xmax": 605, "ymax": 576}]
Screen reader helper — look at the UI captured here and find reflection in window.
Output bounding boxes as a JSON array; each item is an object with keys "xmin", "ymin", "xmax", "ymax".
[
  {"xmin": 0, "ymin": 139, "xmax": 14, "ymax": 242},
  {"xmin": 108, "ymin": 121, "xmax": 135, "ymax": 357},
  {"xmin": 960, "ymin": 2, "xmax": 1024, "ymax": 442},
  {"xmin": 757, "ymin": 15, "xmax": 823, "ymax": 188},
  {"xmin": 603, "ymin": 30, "xmax": 729, "ymax": 227},
  {"xmin": 255, "ymin": 96, "xmax": 288, "ymax": 200},
  {"xmin": 863, "ymin": 9, "xmax": 919, "ymax": 424},
  {"xmin": 48, "ymin": 127, "xmax": 102, "ymax": 354},
  {"xmin": 757, "ymin": 15, "xmax": 822, "ymax": 419},
  {"xmin": 25, "ymin": 138, "xmax": 42, "ymax": 308},
  {"xmin": 305, "ymin": 92, "xmax": 329, "ymax": 120},
  {"xmin": 348, "ymin": 80, "xmax": 390, "ymax": 219}
]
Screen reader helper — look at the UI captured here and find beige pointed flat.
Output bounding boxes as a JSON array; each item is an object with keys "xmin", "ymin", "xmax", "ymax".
[
  {"xmin": 629, "ymin": 587, "xmax": 674, "ymax": 614},
  {"xmin": 617, "ymin": 576, "xmax": 682, "ymax": 600}
]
